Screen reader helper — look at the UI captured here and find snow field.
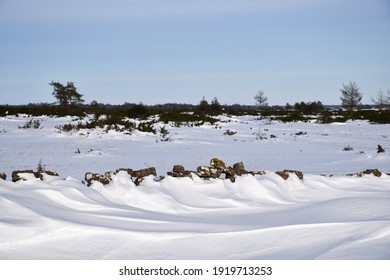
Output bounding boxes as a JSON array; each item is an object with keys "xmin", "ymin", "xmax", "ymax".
[{"xmin": 0, "ymin": 114, "xmax": 389, "ymax": 259}]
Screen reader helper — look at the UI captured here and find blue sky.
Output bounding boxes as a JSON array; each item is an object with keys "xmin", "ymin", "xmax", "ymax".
[{"xmin": 1, "ymin": 0, "xmax": 389, "ymax": 105}]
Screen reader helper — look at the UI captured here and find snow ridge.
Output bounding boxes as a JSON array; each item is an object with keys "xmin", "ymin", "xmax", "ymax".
[{"xmin": 1, "ymin": 172, "xmax": 390, "ymax": 259}]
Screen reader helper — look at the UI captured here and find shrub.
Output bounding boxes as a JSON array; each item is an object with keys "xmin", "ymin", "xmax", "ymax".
[
  {"xmin": 18, "ymin": 119, "xmax": 41, "ymax": 129},
  {"xmin": 343, "ymin": 145, "xmax": 354, "ymax": 151},
  {"xmin": 223, "ymin": 129, "xmax": 237, "ymax": 136},
  {"xmin": 159, "ymin": 126, "xmax": 171, "ymax": 142},
  {"xmin": 127, "ymin": 103, "xmax": 149, "ymax": 119},
  {"xmin": 317, "ymin": 111, "xmax": 333, "ymax": 124},
  {"xmin": 56, "ymin": 123, "xmax": 75, "ymax": 132},
  {"xmin": 355, "ymin": 110, "xmax": 390, "ymax": 124},
  {"xmin": 294, "ymin": 101, "xmax": 324, "ymax": 114},
  {"xmin": 37, "ymin": 160, "xmax": 45, "ymax": 173},
  {"xmin": 56, "ymin": 116, "xmax": 135, "ymax": 134},
  {"xmin": 137, "ymin": 121, "xmax": 157, "ymax": 134},
  {"xmin": 159, "ymin": 111, "xmax": 219, "ymax": 126},
  {"xmin": 277, "ymin": 111, "xmax": 307, "ymax": 122},
  {"xmin": 255, "ymin": 127, "xmax": 267, "ymax": 140}
]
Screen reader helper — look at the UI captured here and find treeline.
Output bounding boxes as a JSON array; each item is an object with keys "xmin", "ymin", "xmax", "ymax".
[
  {"xmin": 1, "ymin": 100, "xmax": 389, "ymax": 124},
  {"xmin": 2, "ymin": 80, "xmax": 389, "ymax": 123},
  {"xmin": 0, "ymin": 97, "xmax": 260, "ymax": 118}
]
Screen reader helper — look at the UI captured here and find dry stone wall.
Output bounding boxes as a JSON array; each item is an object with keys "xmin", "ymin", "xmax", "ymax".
[{"xmin": 2, "ymin": 160, "xmax": 387, "ymax": 187}]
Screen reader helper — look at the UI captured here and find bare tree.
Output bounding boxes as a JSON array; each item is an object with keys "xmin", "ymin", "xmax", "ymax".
[
  {"xmin": 254, "ymin": 90, "xmax": 268, "ymax": 107},
  {"xmin": 340, "ymin": 82, "xmax": 363, "ymax": 111},
  {"xmin": 372, "ymin": 89, "xmax": 390, "ymax": 109}
]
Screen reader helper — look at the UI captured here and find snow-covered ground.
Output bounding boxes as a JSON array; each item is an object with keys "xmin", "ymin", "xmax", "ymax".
[{"xmin": 0, "ymin": 114, "xmax": 389, "ymax": 259}]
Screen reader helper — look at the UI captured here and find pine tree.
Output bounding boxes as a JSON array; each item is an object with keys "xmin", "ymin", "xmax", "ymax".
[
  {"xmin": 50, "ymin": 81, "xmax": 84, "ymax": 106},
  {"xmin": 198, "ymin": 96, "xmax": 209, "ymax": 111},
  {"xmin": 210, "ymin": 97, "xmax": 222, "ymax": 111}
]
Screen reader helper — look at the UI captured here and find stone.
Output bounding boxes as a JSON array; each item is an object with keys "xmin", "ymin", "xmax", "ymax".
[
  {"xmin": 115, "ymin": 168, "xmax": 133, "ymax": 176},
  {"xmin": 359, "ymin": 169, "xmax": 382, "ymax": 177},
  {"xmin": 42, "ymin": 170, "xmax": 59, "ymax": 177},
  {"xmin": 84, "ymin": 172, "xmax": 112, "ymax": 186},
  {"xmin": 284, "ymin": 169, "xmax": 304, "ymax": 180},
  {"xmin": 12, "ymin": 170, "xmax": 38, "ymax": 182},
  {"xmin": 276, "ymin": 170, "xmax": 304, "ymax": 180},
  {"xmin": 105, "ymin": 171, "xmax": 115, "ymax": 178},
  {"xmin": 223, "ymin": 129, "xmax": 237, "ymax": 136},
  {"xmin": 131, "ymin": 167, "xmax": 158, "ymax": 186},
  {"xmin": 134, "ymin": 177, "xmax": 144, "ymax": 186},
  {"xmin": 248, "ymin": 170, "xmax": 266, "ymax": 176},
  {"xmin": 12, "ymin": 169, "xmax": 59, "ymax": 182},
  {"xmin": 233, "ymin": 162, "xmax": 247, "ymax": 176},
  {"xmin": 37, "ymin": 170, "xmax": 59, "ymax": 180},
  {"xmin": 172, "ymin": 165, "xmax": 185, "ymax": 174},
  {"xmin": 377, "ymin": 145, "xmax": 385, "ymax": 153},
  {"xmin": 210, "ymin": 158, "xmax": 227, "ymax": 170},
  {"xmin": 167, "ymin": 165, "xmax": 192, "ymax": 178},
  {"xmin": 132, "ymin": 167, "xmax": 157, "ymax": 178},
  {"xmin": 196, "ymin": 166, "xmax": 222, "ymax": 179},
  {"xmin": 225, "ymin": 173, "xmax": 236, "ymax": 183},
  {"xmin": 223, "ymin": 166, "xmax": 236, "ymax": 181},
  {"xmin": 295, "ymin": 131, "xmax": 307, "ymax": 136},
  {"xmin": 209, "ymin": 158, "xmax": 237, "ymax": 181},
  {"xmin": 275, "ymin": 171, "xmax": 289, "ymax": 180},
  {"xmin": 0, "ymin": 172, "xmax": 6, "ymax": 180}
]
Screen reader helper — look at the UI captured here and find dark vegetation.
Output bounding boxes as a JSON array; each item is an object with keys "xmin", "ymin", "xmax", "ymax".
[
  {"xmin": 0, "ymin": 81, "xmax": 389, "ymax": 124},
  {"xmin": 1, "ymin": 100, "xmax": 390, "ymax": 126}
]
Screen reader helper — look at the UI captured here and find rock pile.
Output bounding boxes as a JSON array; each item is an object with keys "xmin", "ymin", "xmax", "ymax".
[
  {"xmin": 347, "ymin": 169, "xmax": 382, "ymax": 177},
  {"xmin": 275, "ymin": 170, "xmax": 304, "ymax": 180},
  {"xmin": 196, "ymin": 158, "xmax": 250, "ymax": 182},
  {"xmin": 132, "ymin": 167, "xmax": 157, "ymax": 186},
  {"xmin": 11, "ymin": 169, "xmax": 59, "ymax": 182},
  {"xmin": 196, "ymin": 166, "xmax": 222, "ymax": 179},
  {"xmin": 167, "ymin": 165, "xmax": 193, "ymax": 178},
  {"xmin": 85, "ymin": 167, "xmax": 157, "ymax": 186},
  {"xmin": 83, "ymin": 158, "xmax": 254, "ymax": 185},
  {"xmin": 84, "ymin": 172, "xmax": 113, "ymax": 186}
]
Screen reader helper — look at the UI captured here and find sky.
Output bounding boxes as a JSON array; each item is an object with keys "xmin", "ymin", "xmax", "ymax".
[{"xmin": 0, "ymin": 0, "xmax": 389, "ymax": 106}]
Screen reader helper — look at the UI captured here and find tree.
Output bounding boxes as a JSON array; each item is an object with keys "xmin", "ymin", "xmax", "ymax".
[
  {"xmin": 90, "ymin": 100, "xmax": 99, "ymax": 107},
  {"xmin": 127, "ymin": 103, "xmax": 148, "ymax": 118},
  {"xmin": 198, "ymin": 96, "xmax": 209, "ymax": 111},
  {"xmin": 340, "ymin": 82, "xmax": 362, "ymax": 111},
  {"xmin": 210, "ymin": 97, "xmax": 222, "ymax": 111},
  {"xmin": 294, "ymin": 101, "xmax": 324, "ymax": 114},
  {"xmin": 50, "ymin": 81, "xmax": 84, "ymax": 106},
  {"xmin": 254, "ymin": 90, "xmax": 268, "ymax": 107},
  {"xmin": 372, "ymin": 89, "xmax": 390, "ymax": 109}
]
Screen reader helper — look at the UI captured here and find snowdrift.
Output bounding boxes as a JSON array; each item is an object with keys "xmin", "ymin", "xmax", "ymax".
[{"xmin": 1, "ymin": 172, "xmax": 390, "ymax": 259}]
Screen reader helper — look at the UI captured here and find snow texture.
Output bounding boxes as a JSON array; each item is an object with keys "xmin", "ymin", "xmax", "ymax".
[{"xmin": 0, "ymin": 114, "xmax": 389, "ymax": 259}]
